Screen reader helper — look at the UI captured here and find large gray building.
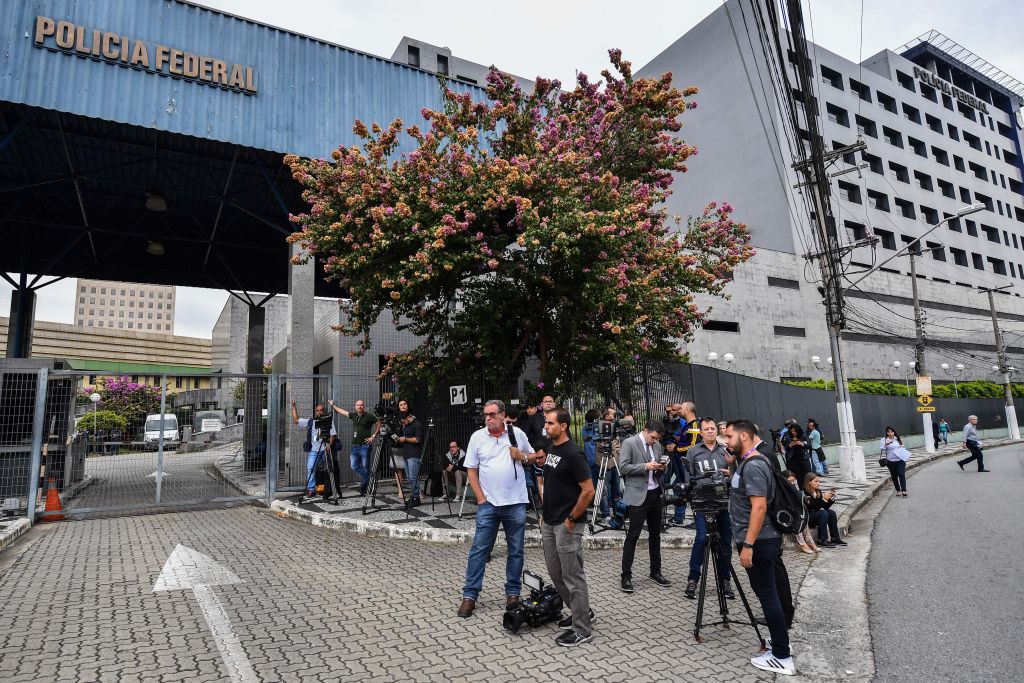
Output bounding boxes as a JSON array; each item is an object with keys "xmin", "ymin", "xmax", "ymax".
[{"xmin": 637, "ymin": 1, "xmax": 1024, "ymax": 384}]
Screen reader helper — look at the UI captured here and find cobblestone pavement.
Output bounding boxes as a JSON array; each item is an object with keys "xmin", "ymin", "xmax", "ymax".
[{"xmin": 0, "ymin": 506, "xmax": 813, "ymax": 682}]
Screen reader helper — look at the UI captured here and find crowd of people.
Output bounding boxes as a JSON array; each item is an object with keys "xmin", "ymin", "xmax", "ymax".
[{"xmin": 289, "ymin": 394, "xmax": 995, "ymax": 676}]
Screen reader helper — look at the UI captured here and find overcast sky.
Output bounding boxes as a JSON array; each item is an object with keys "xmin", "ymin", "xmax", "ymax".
[{"xmin": 3, "ymin": 0, "xmax": 1022, "ymax": 338}]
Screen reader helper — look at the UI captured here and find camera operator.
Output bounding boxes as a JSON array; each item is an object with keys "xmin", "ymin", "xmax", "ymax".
[
  {"xmin": 667, "ymin": 402, "xmax": 700, "ymax": 528},
  {"xmin": 459, "ymin": 400, "xmax": 539, "ymax": 618},
  {"xmin": 540, "ymin": 407, "xmax": 595, "ymax": 647},
  {"xmin": 291, "ymin": 400, "xmax": 338, "ymax": 502},
  {"xmin": 443, "ymin": 440, "xmax": 467, "ymax": 501},
  {"xmin": 328, "ymin": 399, "xmax": 379, "ymax": 496},
  {"xmin": 683, "ymin": 418, "xmax": 734, "ymax": 600},
  {"xmin": 618, "ymin": 420, "xmax": 671, "ymax": 593},
  {"xmin": 396, "ymin": 411, "xmax": 424, "ymax": 507},
  {"xmin": 726, "ymin": 419, "xmax": 796, "ymax": 676},
  {"xmin": 597, "ymin": 406, "xmax": 623, "ymax": 524}
]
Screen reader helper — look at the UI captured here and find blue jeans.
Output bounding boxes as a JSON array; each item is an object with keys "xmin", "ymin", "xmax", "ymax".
[
  {"xmin": 688, "ymin": 510, "xmax": 733, "ymax": 582},
  {"xmin": 672, "ymin": 454, "xmax": 687, "ymax": 523},
  {"xmin": 743, "ymin": 536, "xmax": 790, "ymax": 659},
  {"xmin": 405, "ymin": 457, "xmax": 421, "ymax": 500},
  {"xmin": 351, "ymin": 444, "xmax": 371, "ymax": 489},
  {"xmin": 462, "ymin": 502, "xmax": 527, "ymax": 600},
  {"xmin": 811, "ymin": 448, "xmax": 826, "ymax": 476},
  {"xmin": 600, "ymin": 467, "xmax": 621, "ymax": 518},
  {"xmin": 305, "ymin": 450, "xmax": 318, "ymax": 493}
]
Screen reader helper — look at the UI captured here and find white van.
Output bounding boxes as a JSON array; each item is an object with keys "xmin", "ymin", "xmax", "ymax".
[{"xmin": 143, "ymin": 413, "xmax": 180, "ymax": 449}]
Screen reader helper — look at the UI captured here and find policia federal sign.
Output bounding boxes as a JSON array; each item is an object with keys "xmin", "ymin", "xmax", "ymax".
[{"xmin": 32, "ymin": 15, "xmax": 258, "ymax": 95}]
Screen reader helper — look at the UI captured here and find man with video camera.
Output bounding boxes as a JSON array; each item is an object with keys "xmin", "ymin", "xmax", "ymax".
[
  {"xmin": 396, "ymin": 411, "xmax": 424, "ymax": 507},
  {"xmin": 726, "ymin": 419, "xmax": 796, "ymax": 676},
  {"xmin": 683, "ymin": 417, "xmax": 735, "ymax": 600},
  {"xmin": 459, "ymin": 400, "xmax": 539, "ymax": 619},
  {"xmin": 540, "ymin": 407, "xmax": 596, "ymax": 646},
  {"xmin": 618, "ymin": 419, "xmax": 671, "ymax": 594},
  {"xmin": 291, "ymin": 400, "xmax": 338, "ymax": 502}
]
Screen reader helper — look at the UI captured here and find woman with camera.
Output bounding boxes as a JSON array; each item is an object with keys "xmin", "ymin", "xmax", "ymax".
[
  {"xmin": 802, "ymin": 473, "xmax": 846, "ymax": 548},
  {"xmin": 783, "ymin": 424, "xmax": 810, "ymax": 486},
  {"xmin": 879, "ymin": 426, "xmax": 910, "ymax": 497}
]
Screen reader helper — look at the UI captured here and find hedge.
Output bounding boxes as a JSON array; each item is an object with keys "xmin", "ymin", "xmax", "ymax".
[{"xmin": 783, "ymin": 378, "xmax": 1024, "ymax": 399}]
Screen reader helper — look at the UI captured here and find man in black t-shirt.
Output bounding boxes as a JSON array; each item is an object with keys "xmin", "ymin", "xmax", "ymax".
[{"xmin": 540, "ymin": 407, "xmax": 596, "ymax": 647}]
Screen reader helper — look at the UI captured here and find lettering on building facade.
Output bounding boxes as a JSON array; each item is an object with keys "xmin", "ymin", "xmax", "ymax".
[
  {"xmin": 912, "ymin": 66, "xmax": 988, "ymax": 114},
  {"xmin": 33, "ymin": 16, "xmax": 257, "ymax": 95}
]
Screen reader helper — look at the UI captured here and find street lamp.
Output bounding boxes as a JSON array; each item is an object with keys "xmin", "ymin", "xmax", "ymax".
[
  {"xmin": 891, "ymin": 361, "xmax": 911, "ymax": 396},
  {"xmin": 89, "ymin": 392, "xmax": 101, "ymax": 444},
  {"xmin": 707, "ymin": 352, "xmax": 734, "ymax": 368},
  {"xmin": 811, "ymin": 355, "xmax": 833, "ymax": 373},
  {"xmin": 723, "ymin": 353, "xmax": 735, "ymax": 366},
  {"xmin": 940, "ymin": 362, "xmax": 965, "ymax": 398},
  {"xmin": 707, "ymin": 351, "xmax": 719, "ymax": 367}
]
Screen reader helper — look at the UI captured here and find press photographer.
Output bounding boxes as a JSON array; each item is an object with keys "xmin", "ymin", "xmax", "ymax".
[
  {"xmin": 683, "ymin": 418, "xmax": 734, "ymax": 600},
  {"xmin": 291, "ymin": 400, "xmax": 338, "ymax": 503},
  {"xmin": 618, "ymin": 420, "xmax": 671, "ymax": 594},
  {"xmin": 396, "ymin": 411, "xmax": 424, "ymax": 507},
  {"xmin": 727, "ymin": 419, "xmax": 796, "ymax": 676}
]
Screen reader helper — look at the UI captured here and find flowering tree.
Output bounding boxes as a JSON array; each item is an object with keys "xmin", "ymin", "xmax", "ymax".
[
  {"xmin": 286, "ymin": 51, "xmax": 753, "ymax": 392},
  {"xmin": 82, "ymin": 376, "xmax": 161, "ymax": 427}
]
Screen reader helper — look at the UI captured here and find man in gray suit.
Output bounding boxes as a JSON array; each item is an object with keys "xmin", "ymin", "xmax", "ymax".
[{"xmin": 618, "ymin": 419, "xmax": 672, "ymax": 593}]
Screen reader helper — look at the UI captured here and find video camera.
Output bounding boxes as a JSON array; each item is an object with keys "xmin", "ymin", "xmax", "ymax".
[
  {"xmin": 597, "ymin": 414, "xmax": 636, "ymax": 441},
  {"xmin": 374, "ymin": 400, "xmax": 405, "ymax": 444},
  {"xmin": 312, "ymin": 414, "xmax": 333, "ymax": 444},
  {"xmin": 662, "ymin": 470, "xmax": 731, "ymax": 515},
  {"xmin": 502, "ymin": 570, "xmax": 563, "ymax": 634}
]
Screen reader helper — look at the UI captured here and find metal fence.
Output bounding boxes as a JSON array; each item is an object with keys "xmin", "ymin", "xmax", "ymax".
[{"xmin": 1, "ymin": 361, "xmax": 1017, "ymax": 523}]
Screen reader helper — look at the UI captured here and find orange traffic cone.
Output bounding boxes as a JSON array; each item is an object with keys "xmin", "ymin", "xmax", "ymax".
[{"xmin": 41, "ymin": 478, "xmax": 64, "ymax": 522}]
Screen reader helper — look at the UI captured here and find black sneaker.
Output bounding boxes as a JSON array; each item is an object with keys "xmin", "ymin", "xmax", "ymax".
[
  {"xmin": 722, "ymin": 580, "xmax": 736, "ymax": 599},
  {"xmin": 555, "ymin": 630, "xmax": 593, "ymax": 647},
  {"xmin": 684, "ymin": 580, "xmax": 697, "ymax": 599},
  {"xmin": 620, "ymin": 575, "xmax": 634, "ymax": 593},
  {"xmin": 557, "ymin": 609, "xmax": 595, "ymax": 628},
  {"xmin": 650, "ymin": 573, "xmax": 672, "ymax": 587}
]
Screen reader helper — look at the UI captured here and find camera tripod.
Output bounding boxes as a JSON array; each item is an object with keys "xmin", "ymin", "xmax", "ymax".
[
  {"xmin": 588, "ymin": 441, "xmax": 624, "ymax": 533},
  {"xmin": 409, "ymin": 420, "xmax": 453, "ymax": 517},
  {"xmin": 361, "ymin": 425, "xmax": 407, "ymax": 515},
  {"xmin": 692, "ymin": 510, "xmax": 765, "ymax": 648},
  {"xmin": 304, "ymin": 437, "xmax": 341, "ymax": 505}
]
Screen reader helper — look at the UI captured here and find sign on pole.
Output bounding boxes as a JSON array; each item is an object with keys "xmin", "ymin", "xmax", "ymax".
[
  {"xmin": 917, "ymin": 395, "xmax": 933, "ymax": 408},
  {"xmin": 449, "ymin": 385, "xmax": 467, "ymax": 406},
  {"xmin": 916, "ymin": 376, "xmax": 932, "ymax": 396}
]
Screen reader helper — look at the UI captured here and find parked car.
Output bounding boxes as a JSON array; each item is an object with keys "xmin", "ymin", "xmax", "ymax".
[{"xmin": 143, "ymin": 413, "xmax": 180, "ymax": 449}]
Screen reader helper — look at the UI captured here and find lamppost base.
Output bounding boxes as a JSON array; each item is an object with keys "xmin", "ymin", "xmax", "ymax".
[{"xmin": 839, "ymin": 445, "xmax": 867, "ymax": 484}]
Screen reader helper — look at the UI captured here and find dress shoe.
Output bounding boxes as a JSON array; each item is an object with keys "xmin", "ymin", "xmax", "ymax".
[
  {"xmin": 978, "ymin": 468, "xmax": 991, "ymax": 472},
  {"xmin": 650, "ymin": 573, "xmax": 672, "ymax": 587},
  {"xmin": 957, "ymin": 461, "xmax": 965, "ymax": 471},
  {"xmin": 620, "ymin": 575, "xmax": 634, "ymax": 593},
  {"xmin": 457, "ymin": 598, "xmax": 476, "ymax": 618}
]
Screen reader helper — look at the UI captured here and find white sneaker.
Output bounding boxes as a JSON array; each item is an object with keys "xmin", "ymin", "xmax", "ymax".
[{"xmin": 751, "ymin": 650, "xmax": 796, "ymax": 676}]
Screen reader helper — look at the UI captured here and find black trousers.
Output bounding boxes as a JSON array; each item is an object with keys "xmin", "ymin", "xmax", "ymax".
[
  {"xmin": 622, "ymin": 487, "xmax": 663, "ymax": 576},
  {"xmin": 775, "ymin": 544, "xmax": 794, "ymax": 628},
  {"xmin": 958, "ymin": 441, "xmax": 985, "ymax": 470}
]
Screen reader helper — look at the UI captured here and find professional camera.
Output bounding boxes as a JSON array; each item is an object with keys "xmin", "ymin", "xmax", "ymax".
[
  {"xmin": 597, "ymin": 414, "xmax": 636, "ymax": 441},
  {"xmin": 374, "ymin": 401, "xmax": 405, "ymax": 443},
  {"xmin": 502, "ymin": 570, "xmax": 564, "ymax": 634},
  {"xmin": 312, "ymin": 414, "xmax": 333, "ymax": 443},
  {"xmin": 662, "ymin": 470, "xmax": 731, "ymax": 514}
]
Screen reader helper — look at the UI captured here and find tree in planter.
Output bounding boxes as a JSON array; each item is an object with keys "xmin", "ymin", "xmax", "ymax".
[{"xmin": 286, "ymin": 50, "xmax": 753, "ymax": 394}]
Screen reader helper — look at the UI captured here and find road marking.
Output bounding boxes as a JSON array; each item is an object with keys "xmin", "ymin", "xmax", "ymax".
[
  {"xmin": 153, "ymin": 544, "xmax": 257, "ymax": 683},
  {"xmin": 147, "ymin": 471, "xmax": 168, "ymax": 479}
]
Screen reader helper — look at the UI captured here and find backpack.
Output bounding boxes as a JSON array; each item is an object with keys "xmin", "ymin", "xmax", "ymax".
[{"xmin": 737, "ymin": 455, "xmax": 805, "ymax": 535}]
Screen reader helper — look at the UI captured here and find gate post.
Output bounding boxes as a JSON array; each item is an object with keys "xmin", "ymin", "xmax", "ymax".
[
  {"xmin": 266, "ymin": 374, "xmax": 281, "ymax": 506},
  {"xmin": 26, "ymin": 368, "xmax": 48, "ymax": 524},
  {"xmin": 155, "ymin": 375, "xmax": 167, "ymax": 504}
]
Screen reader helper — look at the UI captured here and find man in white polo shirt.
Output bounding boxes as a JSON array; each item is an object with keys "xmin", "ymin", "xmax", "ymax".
[{"xmin": 458, "ymin": 399, "xmax": 539, "ymax": 618}]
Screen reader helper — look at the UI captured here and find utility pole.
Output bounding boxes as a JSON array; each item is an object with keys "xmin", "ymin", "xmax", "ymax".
[
  {"xmin": 785, "ymin": 0, "xmax": 866, "ymax": 482},
  {"xmin": 908, "ymin": 248, "xmax": 935, "ymax": 452},
  {"xmin": 980, "ymin": 285, "xmax": 1020, "ymax": 439}
]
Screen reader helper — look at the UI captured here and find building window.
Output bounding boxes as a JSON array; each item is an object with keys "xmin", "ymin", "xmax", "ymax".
[
  {"xmin": 90, "ymin": 287, "xmax": 96, "ymax": 293},
  {"xmin": 875, "ymin": 229, "xmax": 896, "ymax": 250},
  {"xmin": 913, "ymin": 170, "xmax": 933, "ymax": 191},
  {"xmin": 80, "ymin": 285, "xmax": 85, "ymax": 292},
  {"xmin": 888, "ymin": 161, "xmax": 909, "ymax": 182},
  {"xmin": 147, "ymin": 323, "xmax": 153, "ymax": 329},
  {"xmin": 854, "ymin": 115, "xmax": 877, "ymax": 138},
  {"xmin": 867, "ymin": 189, "xmax": 889, "ymax": 212},
  {"xmin": 877, "ymin": 91, "xmax": 897, "ymax": 113},
  {"xmin": 937, "ymin": 179, "xmax": 955, "ymax": 199},
  {"xmin": 927, "ymin": 241, "xmax": 945, "ymax": 261},
  {"xmin": 148, "ymin": 302, "xmax": 153, "ymax": 308},
  {"xmin": 947, "ymin": 123, "xmax": 959, "ymax": 141},
  {"xmin": 767, "ymin": 276, "xmax": 800, "ymax": 289},
  {"xmin": 120, "ymin": 289, "xmax": 125, "ymax": 295},
  {"xmin": 883, "ymin": 126, "xmax": 903, "ymax": 148},
  {"xmin": 702, "ymin": 320, "xmax": 740, "ymax": 333},
  {"xmin": 176, "ymin": 376, "xmax": 183, "ymax": 389},
  {"xmin": 100, "ymin": 287, "xmax": 106, "ymax": 294},
  {"xmin": 118, "ymin": 322, "xmax": 124, "ymax": 328},
  {"xmin": 407, "ymin": 45, "xmax": 420, "ymax": 67},
  {"xmin": 158, "ymin": 292, "xmax": 164, "ymax": 299},
  {"xmin": 932, "ymin": 146, "xmax": 949, "ymax": 166},
  {"xmin": 97, "ymin": 321, "xmax": 103, "ymax": 327},
  {"xmin": 965, "ymin": 220, "xmax": 978, "ymax": 237},
  {"xmin": 149, "ymin": 291, "xmax": 154, "ymax": 298},
  {"xmin": 896, "ymin": 70, "xmax": 915, "ymax": 92},
  {"xmin": 821, "ymin": 65, "xmax": 843, "ymax": 89},
  {"xmin": 774, "ymin": 326, "xmax": 807, "ymax": 337},
  {"xmin": 845, "ymin": 220, "xmax": 868, "ymax": 241},
  {"xmin": 436, "ymin": 54, "xmax": 449, "ymax": 76},
  {"xmin": 975, "ymin": 192, "xmax": 994, "ymax": 212},
  {"xmin": 981, "ymin": 224, "xmax": 999, "ymax": 243},
  {"xmin": 954, "ymin": 155, "xmax": 966, "ymax": 172},
  {"xmin": 826, "ymin": 102, "xmax": 849, "ymax": 127},
  {"xmin": 908, "ymin": 136, "xmax": 926, "ymax": 157},
  {"xmin": 78, "ymin": 307, "xmax": 84, "ymax": 315},
  {"xmin": 861, "ymin": 152, "xmax": 883, "ymax": 174},
  {"xmin": 950, "ymin": 247, "xmax": 968, "ymax": 266},
  {"xmin": 165, "ymin": 324, "xmax": 171, "ymax": 331},
  {"xmin": 902, "ymin": 103, "xmax": 921, "ymax": 125},
  {"xmin": 894, "ymin": 198, "xmax": 915, "ymax": 219},
  {"xmin": 972, "ymin": 253, "xmax": 984, "ymax": 270},
  {"xmin": 920, "ymin": 206, "xmax": 938, "ymax": 225},
  {"xmin": 849, "ymin": 77, "xmax": 871, "ymax": 102},
  {"xmin": 919, "ymin": 83, "xmax": 938, "ymax": 103},
  {"xmin": 989, "ymin": 257, "xmax": 1007, "ymax": 275}
]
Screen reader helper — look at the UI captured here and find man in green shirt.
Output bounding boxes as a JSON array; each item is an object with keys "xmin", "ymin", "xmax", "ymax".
[{"xmin": 329, "ymin": 399, "xmax": 380, "ymax": 495}]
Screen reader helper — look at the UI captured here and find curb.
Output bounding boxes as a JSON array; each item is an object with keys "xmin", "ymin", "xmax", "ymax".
[
  {"xmin": 0, "ymin": 517, "xmax": 31, "ymax": 554},
  {"xmin": 270, "ymin": 499, "xmax": 697, "ymax": 550}
]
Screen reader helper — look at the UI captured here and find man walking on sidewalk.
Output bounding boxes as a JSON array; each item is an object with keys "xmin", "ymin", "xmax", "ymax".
[{"xmin": 957, "ymin": 415, "xmax": 991, "ymax": 472}]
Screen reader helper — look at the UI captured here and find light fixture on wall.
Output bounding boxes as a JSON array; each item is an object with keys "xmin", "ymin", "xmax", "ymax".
[
  {"xmin": 146, "ymin": 240, "xmax": 165, "ymax": 256},
  {"xmin": 811, "ymin": 355, "xmax": 833, "ymax": 372}
]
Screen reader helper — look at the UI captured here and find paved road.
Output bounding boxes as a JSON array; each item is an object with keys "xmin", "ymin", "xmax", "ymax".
[
  {"xmin": 868, "ymin": 444, "xmax": 1024, "ymax": 683},
  {"xmin": 0, "ymin": 505, "xmax": 813, "ymax": 682}
]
